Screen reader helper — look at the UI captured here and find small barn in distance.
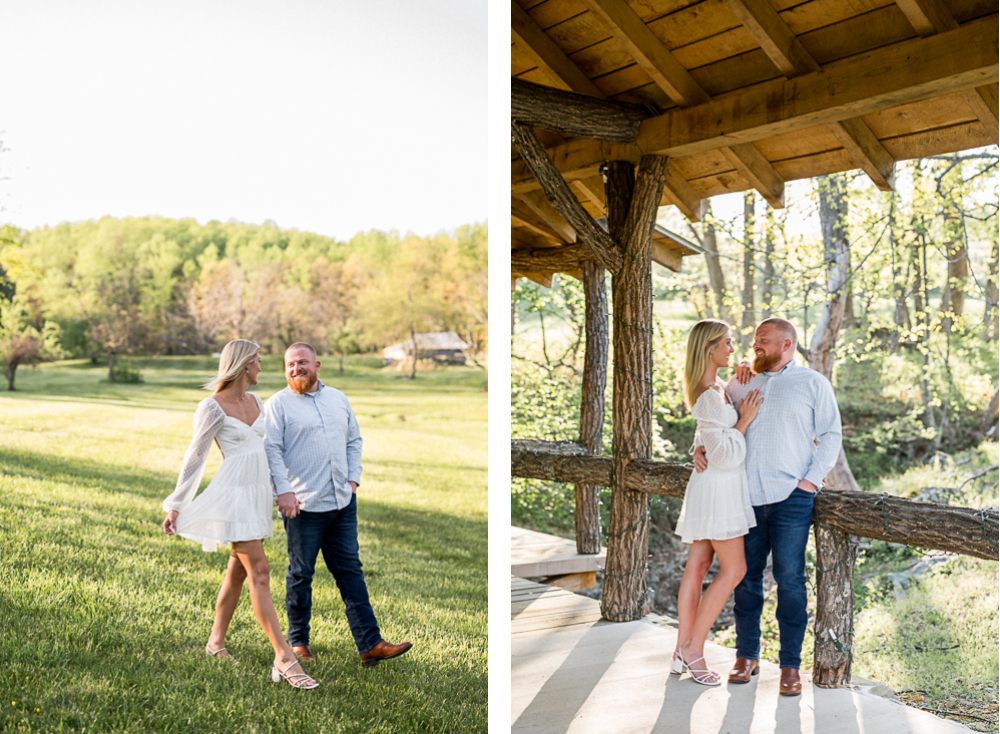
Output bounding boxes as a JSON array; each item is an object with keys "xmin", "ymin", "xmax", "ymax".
[{"xmin": 383, "ymin": 331, "xmax": 470, "ymax": 366}]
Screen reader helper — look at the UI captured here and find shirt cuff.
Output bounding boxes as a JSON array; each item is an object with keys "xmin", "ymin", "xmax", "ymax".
[
  {"xmin": 348, "ymin": 473, "xmax": 361, "ymax": 486},
  {"xmin": 803, "ymin": 470, "xmax": 825, "ymax": 489}
]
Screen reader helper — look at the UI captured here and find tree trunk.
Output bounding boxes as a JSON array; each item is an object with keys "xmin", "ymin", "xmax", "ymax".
[
  {"xmin": 910, "ymin": 233, "xmax": 926, "ymax": 342},
  {"xmin": 576, "ymin": 259, "xmax": 608, "ymax": 554},
  {"xmin": 810, "ymin": 174, "xmax": 862, "ymax": 493},
  {"xmin": 812, "ymin": 523, "xmax": 858, "ymax": 687},
  {"xmin": 409, "ymin": 324, "xmax": 417, "ymax": 380},
  {"xmin": 984, "ymin": 235, "xmax": 998, "ymax": 341},
  {"xmin": 740, "ymin": 192, "xmax": 756, "ymax": 348},
  {"xmin": 701, "ymin": 199, "xmax": 729, "ymax": 323},
  {"xmin": 108, "ymin": 351, "xmax": 116, "ymax": 382},
  {"xmin": 601, "ymin": 156, "xmax": 668, "ymax": 623},
  {"xmin": 5, "ymin": 363, "xmax": 16, "ymax": 391},
  {"xmin": 761, "ymin": 208, "xmax": 776, "ymax": 319}
]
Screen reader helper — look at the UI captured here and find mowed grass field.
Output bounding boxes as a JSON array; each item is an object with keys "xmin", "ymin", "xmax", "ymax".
[{"xmin": 0, "ymin": 356, "xmax": 487, "ymax": 733}]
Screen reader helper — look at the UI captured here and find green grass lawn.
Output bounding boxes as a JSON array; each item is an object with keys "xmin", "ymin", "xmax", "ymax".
[{"xmin": 0, "ymin": 356, "xmax": 487, "ymax": 733}]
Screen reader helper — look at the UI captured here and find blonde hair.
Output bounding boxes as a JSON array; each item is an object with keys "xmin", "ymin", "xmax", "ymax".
[
  {"xmin": 683, "ymin": 319, "xmax": 731, "ymax": 408},
  {"xmin": 203, "ymin": 339, "xmax": 260, "ymax": 393}
]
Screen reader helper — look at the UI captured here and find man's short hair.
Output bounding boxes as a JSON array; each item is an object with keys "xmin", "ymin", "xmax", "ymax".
[
  {"xmin": 757, "ymin": 318, "xmax": 798, "ymax": 349},
  {"xmin": 286, "ymin": 342, "xmax": 317, "ymax": 358}
]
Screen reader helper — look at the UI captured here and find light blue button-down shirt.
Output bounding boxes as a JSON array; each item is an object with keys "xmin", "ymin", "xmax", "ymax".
[
  {"xmin": 263, "ymin": 381, "xmax": 363, "ymax": 512},
  {"xmin": 725, "ymin": 360, "xmax": 842, "ymax": 506}
]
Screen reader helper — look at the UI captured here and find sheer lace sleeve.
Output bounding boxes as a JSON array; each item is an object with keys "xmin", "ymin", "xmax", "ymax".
[
  {"xmin": 692, "ymin": 390, "xmax": 746, "ymax": 472},
  {"xmin": 163, "ymin": 398, "xmax": 226, "ymax": 513}
]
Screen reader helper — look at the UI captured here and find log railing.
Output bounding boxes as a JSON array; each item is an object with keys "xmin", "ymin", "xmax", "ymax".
[{"xmin": 512, "ymin": 438, "xmax": 1000, "ymax": 685}]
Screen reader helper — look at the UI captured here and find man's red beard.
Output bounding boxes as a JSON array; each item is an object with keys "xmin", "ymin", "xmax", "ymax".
[
  {"xmin": 288, "ymin": 373, "xmax": 318, "ymax": 394},
  {"xmin": 752, "ymin": 350, "xmax": 782, "ymax": 373}
]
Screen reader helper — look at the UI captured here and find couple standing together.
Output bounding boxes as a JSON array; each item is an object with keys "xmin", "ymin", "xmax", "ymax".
[
  {"xmin": 673, "ymin": 317, "xmax": 842, "ymax": 696},
  {"xmin": 161, "ymin": 340, "xmax": 412, "ymax": 690}
]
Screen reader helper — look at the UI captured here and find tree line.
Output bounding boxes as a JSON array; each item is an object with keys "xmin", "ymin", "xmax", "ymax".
[{"xmin": 0, "ymin": 217, "xmax": 487, "ymax": 387}]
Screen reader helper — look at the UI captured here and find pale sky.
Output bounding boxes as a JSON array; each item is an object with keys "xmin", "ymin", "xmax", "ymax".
[{"xmin": 0, "ymin": 0, "xmax": 487, "ymax": 240}]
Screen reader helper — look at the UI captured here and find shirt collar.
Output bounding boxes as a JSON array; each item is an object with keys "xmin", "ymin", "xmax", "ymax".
[{"xmin": 763, "ymin": 358, "xmax": 796, "ymax": 377}]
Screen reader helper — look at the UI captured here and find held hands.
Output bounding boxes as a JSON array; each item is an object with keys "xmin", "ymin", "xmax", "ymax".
[
  {"xmin": 693, "ymin": 446, "xmax": 708, "ymax": 473},
  {"xmin": 277, "ymin": 492, "xmax": 303, "ymax": 519},
  {"xmin": 162, "ymin": 510, "xmax": 179, "ymax": 535},
  {"xmin": 735, "ymin": 361, "xmax": 754, "ymax": 385}
]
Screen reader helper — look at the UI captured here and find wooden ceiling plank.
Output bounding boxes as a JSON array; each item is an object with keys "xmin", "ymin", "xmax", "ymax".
[
  {"xmin": 512, "ymin": 3, "xmax": 605, "ymax": 97},
  {"xmin": 579, "ymin": 0, "xmax": 711, "ymax": 107},
  {"xmin": 662, "ymin": 165, "xmax": 702, "ymax": 222},
  {"xmin": 894, "ymin": 0, "xmax": 959, "ymax": 37},
  {"xmin": 720, "ymin": 143, "xmax": 786, "ymax": 208},
  {"xmin": 893, "ymin": 1, "xmax": 997, "ymax": 145},
  {"xmin": 517, "ymin": 191, "xmax": 579, "ymax": 244},
  {"xmin": 511, "ymin": 18, "xmax": 998, "ymax": 190},
  {"xmin": 524, "ymin": 272, "xmax": 555, "ymax": 288},
  {"xmin": 651, "ymin": 240, "xmax": 683, "ymax": 272},
  {"xmin": 512, "ymin": 195, "xmax": 571, "ymax": 242},
  {"xmin": 828, "ymin": 119, "xmax": 896, "ymax": 191},
  {"xmin": 722, "ymin": 0, "xmax": 820, "ymax": 77},
  {"xmin": 572, "ymin": 178, "xmax": 607, "ymax": 209},
  {"xmin": 962, "ymin": 85, "xmax": 999, "ymax": 144}
]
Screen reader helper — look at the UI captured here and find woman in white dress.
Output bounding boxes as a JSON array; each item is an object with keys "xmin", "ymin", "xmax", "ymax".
[
  {"xmin": 672, "ymin": 320, "xmax": 762, "ymax": 686},
  {"xmin": 162, "ymin": 339, "xmax": 317, "ymax": 690}
]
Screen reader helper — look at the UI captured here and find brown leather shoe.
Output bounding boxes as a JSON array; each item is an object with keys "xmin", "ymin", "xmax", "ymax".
[
  {"xmin": 360, "ymin": 639, "xmax": 413, "ymax": 668},
  {"xmin": 728, "ymin": 658, "xmax": 760, "ymax": 683},
  {"xmin": 780, "ymin": 668, "xmax": 802, "ymax": 696},
  {"xmin": 291, "ymin": 645, "xmax": 315, "ymax": 663}
]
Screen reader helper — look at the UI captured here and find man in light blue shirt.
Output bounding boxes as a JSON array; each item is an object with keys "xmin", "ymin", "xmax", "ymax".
[
  {"xmin": 264, "ymin": 342, "xmax": 412, "ymax": 668},
  {"xmin": 695, "ymin": 318, "xmax": 842, "ymax": 695}
]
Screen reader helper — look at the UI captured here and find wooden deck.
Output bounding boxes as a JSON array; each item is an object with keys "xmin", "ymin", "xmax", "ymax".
[
  {"xmin": 511, "ymin": 578, "xmax": 971, "ymax": 733},
  {"xmin": 511, "ymin": 526, "xmax": 606, "ymax": 590}
]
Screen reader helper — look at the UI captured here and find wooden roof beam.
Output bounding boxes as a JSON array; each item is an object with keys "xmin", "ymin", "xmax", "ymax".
[
  {"xmin": 581, "ymin": 0, "xmax": 788, "ymax": 210},
  {"xmin": 516, "ymin": 191, "xmax": 578, "ymax": 244},
  {"xmin": 894, "ymin": 0, "xmax": 999, "ymax": 145},
  {"xmin": 828, "ymin": 118, "xmax": 896, "ymax": 191},
  {"xmin": 511, "ymin": 122, "xmax": 623, "ymax": 274},
  {"xmin": 511, "ymin": 4, "xmax": 604, "ymax": 98},
  {"xmin": 662, "ymin": 164, "xmax": 702, "ymax": 222},
  {"xmin": 511, "ymin": 78, "xmax": 648, "ymax": 144},
  {"xmin": 510, "ymin": 18, "xmax": 998, "ymax": 191},
  {"xmin": 511, "ymin": 195, "xmax": 573, "ymax": 243},
  {"xmin": 580, "ymin": 0, "xmax": 709, "ymax": 107},
  {"xmin": 724, "ymin": 0, "xmax": 897, "ymax": 191}
]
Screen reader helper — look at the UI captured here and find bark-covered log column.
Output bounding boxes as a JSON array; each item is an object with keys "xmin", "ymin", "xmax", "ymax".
[
  {"xmin": 813, "ymin": 523, "xmax": 859, "ymax": 687},
  {"xmin": 576, "ymin": 259, "xmax": 608, "ymax": 554},
  {"xmin": 601, "ymin": 155, "xmax": 670, "ymax": 622}
]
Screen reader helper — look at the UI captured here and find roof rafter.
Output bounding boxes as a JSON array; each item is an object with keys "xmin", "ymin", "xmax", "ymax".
[
  {"xmin": 511, "ymin": 17, "xmax": 998, "ymax": 191},
  {"xmin": 580, "ymin": 0, "xmax": 785, "ymax": 212},
  {"xmin": 894, "ymin": 0, "xmax": 999, "ymax": 144},
  {"xmin": 723, "ymin": 0, "xmax": 897, "ymax": 191},
  {"xmin": 511, "ymin": 4, "xmax": 604, "ymax": 98}
]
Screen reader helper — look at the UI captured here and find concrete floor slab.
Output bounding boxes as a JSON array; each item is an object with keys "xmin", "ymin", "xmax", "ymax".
[{"xmin": 512, "ymin": 617, "xmax": 971, "ymax": 734}]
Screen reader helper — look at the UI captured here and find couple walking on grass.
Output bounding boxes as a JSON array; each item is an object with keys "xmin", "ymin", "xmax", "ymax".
[
  {"xmin": 673, "ymin": 317, "xmax": 843, "ymax": 696},
  {"xmin": 161, "ymin": 340, "xmax": 413, "ymax": 690}
]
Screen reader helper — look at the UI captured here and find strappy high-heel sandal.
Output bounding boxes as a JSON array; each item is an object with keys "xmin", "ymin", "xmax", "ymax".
[
  {"xmin": 271, "ymin": 659, "xmax": 319, "ymax": 690},
  {"xmin": 205, "ymin": 644, "xmax": 235, "ymax": 661},
  {"xmin": 680, "ymin": 653, "xmax": 720, "ymax": 687},
  {"xmin": 670, "ymin": 649, "xmax": 684, "ymax": 675}
]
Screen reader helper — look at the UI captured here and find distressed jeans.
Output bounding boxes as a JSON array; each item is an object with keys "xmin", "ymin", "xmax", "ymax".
[
  {"xmin": 733, "ymin": 488, "xmax": 815, "ymax": 670},
  {"xmin": 283, "ymin": 495, "xmax": 382, "ymax": 655}
]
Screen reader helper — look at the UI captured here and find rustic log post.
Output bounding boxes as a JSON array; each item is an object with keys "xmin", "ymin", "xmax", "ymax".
[
  {"xmin": 601, "ymin": 155, "xmax": 670, "ymax": 622},
  {"xmin": 813, "ymin": 522, "xmax": 859, "ymax": 687},
  {"xmin": 576, "ymin": 259, "xmax": 608, "ymax": 554}
]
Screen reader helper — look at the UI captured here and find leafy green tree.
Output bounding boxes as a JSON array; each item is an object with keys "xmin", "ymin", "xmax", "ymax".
[{"xmin": 0, "ymin": 296, "xmax": 62, "ymax": 390}]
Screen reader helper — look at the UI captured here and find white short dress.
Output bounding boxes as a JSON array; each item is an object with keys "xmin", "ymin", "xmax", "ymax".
[
  {"xmin": 674, "ymin": 388, "xmax": 757, "ymax": 543},
  {"xmin": 163, "ymin": 394, "xmax": 273, "ymax": 552}
]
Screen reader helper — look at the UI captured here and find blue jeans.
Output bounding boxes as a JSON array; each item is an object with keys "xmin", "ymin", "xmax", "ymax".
[
  {"xmin": 283, "ymin": 495, "xmax": 382, "ymax": 654},
  {"xmin": 733, "ymin": 488, "xmax": 814, "ymax": 669}
]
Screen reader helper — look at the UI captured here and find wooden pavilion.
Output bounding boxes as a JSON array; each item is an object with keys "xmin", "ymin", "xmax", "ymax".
[{"xmin": 510, "ymin": 0, "xmax": 998, "ymax": 688}]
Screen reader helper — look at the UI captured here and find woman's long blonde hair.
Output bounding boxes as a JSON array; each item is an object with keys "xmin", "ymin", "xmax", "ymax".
[
  {"xmin": 203, "ymin": 339, "xmax": 260, "ymax": 393},
  {"xmin": 683, "ymin": 319, "xmax": 731, "ymax": 408}
]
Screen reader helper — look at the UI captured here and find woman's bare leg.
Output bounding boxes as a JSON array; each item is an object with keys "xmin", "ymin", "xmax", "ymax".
[
  {"xmin": 230, "ymin": 540, "xmax": 308, "ymax": 679},
  {"xmin": 679, "ymin": 537, "xmax": 747, "ymax": 679},
  {"xmin": 676, "ymin": 541, "xmax": 715, "ymax": 653},
  {"xmin": 207, "ymin": 551, "xmax": 247, "ymax": 657}
]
